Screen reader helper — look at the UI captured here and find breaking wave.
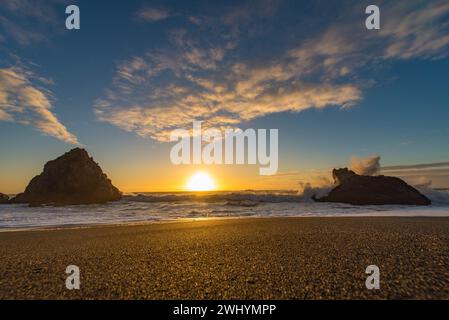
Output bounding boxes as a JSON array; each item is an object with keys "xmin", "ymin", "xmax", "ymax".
[
  {"xmin": 416, "ymin": 187, "xmax": 449, "ymax": 205},
  {"xmin": 125, "ymin": 191, "xmax": 305, "ymax": 206},
  {"xmin": 124, "ymin": 188, "xmax": 449, "ymax": 206},
  {"xmin": 2, "ymin": 190, "xmax": 449, "ymax": 230}
]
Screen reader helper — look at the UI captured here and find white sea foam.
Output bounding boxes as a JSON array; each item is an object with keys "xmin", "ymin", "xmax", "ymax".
[
  {"xmin": 1, "ymin": 190, "xmax": 449, "ymax": 230},
  {"xmin": 416, "ymin": 187, "xmax": 449, "ymax": 205}
]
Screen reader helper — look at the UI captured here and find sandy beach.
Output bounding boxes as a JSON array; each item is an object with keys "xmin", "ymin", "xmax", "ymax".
[{"xmin": 1, "ymin": 217, "xmax": 449, "ymax": 300}]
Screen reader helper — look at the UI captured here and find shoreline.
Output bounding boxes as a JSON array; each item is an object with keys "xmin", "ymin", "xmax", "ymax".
[
  {"xmin": 0, "ymin": 216, "xmax": 240, "ymax": 233},
  {"xmin": 2, "ymin": 209, "xmax": 449, "ymax": 233},
  {"xmin": 0, "ymin": 206, "xmax": 449, "ymax": 234},
  {"xmin": 1, "ymin": 217, "xmax": 449, "ymax": 299}
]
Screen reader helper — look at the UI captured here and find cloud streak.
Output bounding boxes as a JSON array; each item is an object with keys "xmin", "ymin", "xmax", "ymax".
[
  {"xmin": 0, "ymin": 0, "xmax": 66, "ymax": 45},
  {"xmin": 382, "ymin": 162, "xmax": 449, "ymax": 172},
  {"xmin": 0, "ymin": 64, "xmax": 78, "ymax": 144},
  {"xmin": 137, "ymin": 7, "xmax": 171, "ymax": 22},
  {"xmin": 380, "ymin": 1, "xmax": 449, "ymax": 60}
]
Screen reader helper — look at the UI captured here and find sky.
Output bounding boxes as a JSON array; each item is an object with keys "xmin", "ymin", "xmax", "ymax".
[{"xmin": 1, "ymin": 0, "xmax": 449, "ymax": 193}]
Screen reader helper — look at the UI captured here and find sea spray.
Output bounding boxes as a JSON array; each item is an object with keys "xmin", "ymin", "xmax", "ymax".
[{"xmin": 2, "ymin": 191, "xmax": 449, "ymax": 230}]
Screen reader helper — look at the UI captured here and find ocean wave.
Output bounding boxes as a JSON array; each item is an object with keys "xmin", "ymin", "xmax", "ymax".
[
  {"xmin": 124, "ymin": 188, "xmax": 449, "ymax": 206},
  {"xmin": 2, "ymin": 195, "xmax": 449, "ymax": 230},
  {"xmin": 417, "ymin": 187, "xmax": 449, "ymax": 205},
  {"xmin": 124, "ymin": 191, "xmax": 304, "ymax": 204}
]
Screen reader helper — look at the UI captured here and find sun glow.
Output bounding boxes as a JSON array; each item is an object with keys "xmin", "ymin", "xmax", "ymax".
[{"xmin": 186, "ymin": 172, "xmax": 216, "ymax": 191}]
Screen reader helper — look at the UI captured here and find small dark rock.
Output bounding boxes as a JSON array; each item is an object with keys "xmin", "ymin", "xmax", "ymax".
[
  {"xmin": 0, "ymin": 193, "xmax": 9, "ymax": 204},
  {"xmin": 315, "ymin": 168, "xmax": 430, "ymax": 206},
  {"xmin": 11, "ymin": 148, "xmax": 122, "ymax": 206}
]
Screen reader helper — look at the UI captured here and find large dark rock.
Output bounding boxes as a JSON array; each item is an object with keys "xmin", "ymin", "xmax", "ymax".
[
  {"xmin": 0, "ymin": 193, "xmax": 9, "ymax": 204},
  {"xmin": 315, "ymin": 168, "xmax": 431, "ymax": 206},
  {"xmin": 12, "ymin": 148, "xmax": 122, "ymax": 206}
]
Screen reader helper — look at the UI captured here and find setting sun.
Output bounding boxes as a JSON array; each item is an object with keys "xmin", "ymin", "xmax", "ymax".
[{"xmin": 186, "ymin": 172, "xmax": 216, "ymax": 191}]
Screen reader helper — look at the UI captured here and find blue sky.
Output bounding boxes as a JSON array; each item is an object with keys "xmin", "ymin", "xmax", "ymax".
[{"xmin": 1, "ymin": 0, "xmax": 449, "ymax": 193}]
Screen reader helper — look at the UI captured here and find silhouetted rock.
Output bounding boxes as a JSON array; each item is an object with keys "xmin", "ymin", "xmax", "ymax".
[
  {"xmin": 315, "ymin": 168, "xmax": 431, "ymax": 206},
  {"xmin": 12, "ymin": 148, "xmax": 121, "ymax": 206},
  {"xmin": 0, "ymin": 193, "xmax": 9, "ymax": 204}
]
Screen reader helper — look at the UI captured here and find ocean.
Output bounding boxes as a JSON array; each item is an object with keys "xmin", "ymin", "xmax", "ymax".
[{"xmin": 1, "ymin": 189, "xmax": 449, "ymax": 230}]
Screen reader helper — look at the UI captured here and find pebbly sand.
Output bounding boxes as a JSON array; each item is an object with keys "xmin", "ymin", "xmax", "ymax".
[{"xmin": 0, "ymin": 217, "xmax": 449, "ymax": 299}]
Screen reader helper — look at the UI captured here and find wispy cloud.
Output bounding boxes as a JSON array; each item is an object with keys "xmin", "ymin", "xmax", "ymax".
[
  {"xmin": 95, "ymin": 31, "xmax": 361, "ymax": 141},
  {"xmin": 382, "ymin": 162, "xmax": 449, "ymax": 172},
  {"xmin": 95, "ymin": 0, "xmax": 449, "ymax": 142},
  {"xmin": 0, "ymin": 63, "xmax": 78, "ymax": 144},
  {"xmin": 381, "ymin": 1, "xmax": 449, "ymax": 60},
  {"xmin": 381, "ymin": 162, "xmax": 449, "ymax": 190},
  {"xmin": 137, "ymin": 7, "xmax": 171, "ymax": 22},
  {"xmin": 0, "ymin": 0, "xmax": 66, "ymax": 45}
]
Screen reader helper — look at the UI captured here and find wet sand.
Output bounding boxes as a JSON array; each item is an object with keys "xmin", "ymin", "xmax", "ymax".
[{"xmin": 0, "ymin": 217, "xmax": 449, "ymax": 299}]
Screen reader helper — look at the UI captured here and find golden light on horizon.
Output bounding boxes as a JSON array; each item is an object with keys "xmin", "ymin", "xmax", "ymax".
[{"xmin": 186, "ymin": 171, "xmax": 217, "ymax": 191}]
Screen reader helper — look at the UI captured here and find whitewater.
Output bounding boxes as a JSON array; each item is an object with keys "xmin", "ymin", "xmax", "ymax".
[{"xmin": 1, "ymin": 189, "xmax": 449, "ymax": 230}]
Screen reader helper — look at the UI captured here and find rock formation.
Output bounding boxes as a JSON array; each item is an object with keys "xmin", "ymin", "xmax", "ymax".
[
  {"xmin": 12, "ymin": 148, "xmax": 121, "ymax": 206},
  {"xmin": 315, "ymin": 168, "xmax": 431, "ymax": 206},
  {"xmin": 0, "ymin": 193, "xmax": 9, "ymax": 204}
]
